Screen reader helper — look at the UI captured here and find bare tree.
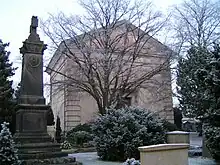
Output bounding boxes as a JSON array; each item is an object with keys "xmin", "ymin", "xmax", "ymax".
[
  {"xmin": 42, "ymin": 0, "xmax": 172, "ymax": 115},
  {"xmin": 171, "ymin": 0, "xmax": 220, "ymax": 54}
]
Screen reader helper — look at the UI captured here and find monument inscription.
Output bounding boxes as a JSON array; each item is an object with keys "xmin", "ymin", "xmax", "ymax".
[{"xmin": 22, "ymin": 112, "xmax": 44, "ymax": 132}]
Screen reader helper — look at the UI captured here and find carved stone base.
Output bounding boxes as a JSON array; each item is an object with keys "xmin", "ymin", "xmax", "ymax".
[
  {"xmin": 14, "ymin": 104, "xmax": 67, "ymax": 160},
  {"xmin": 14, "ymin": 104, "xmax": 50, "ymax": 137}
]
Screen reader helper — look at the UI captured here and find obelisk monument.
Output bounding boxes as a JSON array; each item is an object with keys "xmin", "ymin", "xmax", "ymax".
[{"xmin": 14, "ymin": 16, "xmax": 66, "ymax": 160}]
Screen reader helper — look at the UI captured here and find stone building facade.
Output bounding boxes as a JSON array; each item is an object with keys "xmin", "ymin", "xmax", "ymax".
[{"xmin": 46, "ymin": 22, "xmax": 174, "ymax": 132}]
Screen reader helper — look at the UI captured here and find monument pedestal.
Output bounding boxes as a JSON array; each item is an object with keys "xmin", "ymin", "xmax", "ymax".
[{"xmin": 14, "ymin": 104, "xmax": 67, "ymax": 160}]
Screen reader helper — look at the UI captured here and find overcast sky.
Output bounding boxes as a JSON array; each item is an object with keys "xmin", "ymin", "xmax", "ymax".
[{"xmin": 0, "ymin": 0, "xmax": 181, "ymax": 102}]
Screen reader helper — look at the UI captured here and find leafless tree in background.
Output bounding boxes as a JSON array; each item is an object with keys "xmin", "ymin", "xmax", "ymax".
[
  {"xmin": 41, "ymin": 0, "xmax": 172, "ymax": 115},
  {"xmin": 171, "ymin": 0, "xmax": 220, "ymax": 55},
  {"xmin": 168, "ymin": 0, "xmax": 220, "ymax": 103}
]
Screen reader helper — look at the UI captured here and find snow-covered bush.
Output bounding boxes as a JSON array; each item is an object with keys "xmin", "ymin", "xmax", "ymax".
[
  {"xmin": 92, "ymin": 106, "xmax": 166, "ymax": 161},
  {"xmin": 204, "ymin": 124, "xmax": 220, "ymax": 160},
  {"xmin": 0, "ymin": 122, "xmax": 20, "ymax": 165},
  {"xmin": 123, "ymin": 158, "xmax": 140, "ymax": 165},
  {"xmin": 60, "ymin": 140, "xmax": 72, "ymax": 150}
]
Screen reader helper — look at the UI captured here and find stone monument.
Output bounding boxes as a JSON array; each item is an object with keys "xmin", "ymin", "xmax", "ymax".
[{"xmin": 14, "ymin": 16, "xmax": 69, "ymax": 161}]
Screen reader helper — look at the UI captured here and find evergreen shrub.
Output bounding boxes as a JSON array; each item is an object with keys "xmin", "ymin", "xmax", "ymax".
[
  {"xmin": 92, "ymin": 106, "xmax": 166, "ymax": 161},
  {"xmin": 0, "ymin": 122, "xmax": 20, "ymax": 165},
  {"xmin": 204, "ymin": 124, "xmax": 220, "ymax": 160},
  {"xmin": 66, "ymin": 123, "xmax": 93, "ymax": 146}
]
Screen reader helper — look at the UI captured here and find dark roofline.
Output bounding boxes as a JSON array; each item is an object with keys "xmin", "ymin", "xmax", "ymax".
[{"xmin": 45, "ymin": 41, "xmax": 66, "ymax": 75}]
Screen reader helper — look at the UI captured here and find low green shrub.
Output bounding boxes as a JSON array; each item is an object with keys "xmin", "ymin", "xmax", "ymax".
[
  {"xmin": 91, "ymin": 106, "xmax": 166, "ymax": 161},
  {"xmin": 162, "ymin": 120, "xmax": 178, "ymax": 132},
  {"xmin": 66, "ymin": 123, "xmax": 93, "ymax": 146},
  {"xmin": 73, "ymin": 131, "xmax": 93, "ymax": 147},
  {"xmin": 67, "ymin": 123, "xmax": 92, "ymax": 135}
]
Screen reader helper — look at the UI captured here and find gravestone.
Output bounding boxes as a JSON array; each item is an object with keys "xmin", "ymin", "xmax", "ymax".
[{"xmin": 13, "ymin": 16, "xmax": 69, "ymax": 161}]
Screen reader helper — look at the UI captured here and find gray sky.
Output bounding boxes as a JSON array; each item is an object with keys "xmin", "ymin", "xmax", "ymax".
[
  {"xmin": 0, "ymin": 0, "xmax": 181, "ymax": 101},
  {"xmin": 0, "ymin": 0, "xmax": 83, "ymax": 85}
]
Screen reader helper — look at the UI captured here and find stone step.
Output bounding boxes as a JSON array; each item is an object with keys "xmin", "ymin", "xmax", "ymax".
[
  {"xmin": 15, "ymin": 136, "xmax": 52, "ymax": 143},
  {"xmin": 20, "ymin": 156, "xmax": 81, "ymax": 165},
  {"xmin": 17, "ymin": 143, "xmax": 61, "ymax": 153},
  {"xmin": 17, "ymin": 142, "xmax": 60, "ymax": 148},
  {"xmin": 16, "ymin": 142, "xmax": 66, "ymax": 160},
  {"xmin": 18, "ymin": 146, "xmax": 61, "ymax": 154},
  {"xmin": 19, "ymin": 151, "xmax": 68, "ymax": 160},
  {"xmin": 14, "ymin": 132, "xmax": 52, "ymax": 143}
]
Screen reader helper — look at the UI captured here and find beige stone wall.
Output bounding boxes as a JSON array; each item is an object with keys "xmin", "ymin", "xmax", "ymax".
[
  {"xmin": 50, "ymin": 55, "xmax": 66, "ymax": 131},
  {"xmin": 64, "ymin": 88, "xmax": 81, "ymax": 132},
  {"xmin": 50, "ymin": 60, "xmax": 174, "ymax": 131},
  {"xmin": 138, "ymin": 144, "xmax": 189, "ymax": 165},
  {"xmin": 48, "ymin": 24, "xmax": 174, "ymax": 131},
  {"xmin": 166, "ymin": 131, "xmax": 190, "ymax": 144},
  {"xmin": 50, "ymin": 69, "xmax": 173, "ymax": 132},
  {"xmin": 79, "ymin": 92, "xmax": 98, "ymax": 124},
  {"xmin": 51, "ymin": 74, "xmax": 65, "ymax": 131},
  {"xmin": 63, "ymin": 88, "xmax": 98, "ymax": 132},
  {"xmin": 62, "ymin": 55, "xmax": 173, "ymax": 124},
  {"xmin": 137, "ymin": 63, "xmax": 173, "ymax": 121},
  {"xmin": 74, "ymin": 86, "xmax": 173, "ymax": 124}
]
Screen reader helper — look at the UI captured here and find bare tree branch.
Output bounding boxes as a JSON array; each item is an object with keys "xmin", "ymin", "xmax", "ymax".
[
  {"xmin": 171, "ymin": 0, "xmax": 220, "ymax": 55},
  {"xmin": 41, "ymin": 0, "xmax": 172, "ymax": 114}
]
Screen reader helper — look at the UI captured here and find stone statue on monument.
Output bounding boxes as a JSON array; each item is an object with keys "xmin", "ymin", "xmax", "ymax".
[{"xmin": 30, "ymin": 16, "xmax": 38, "ymax": 34}]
